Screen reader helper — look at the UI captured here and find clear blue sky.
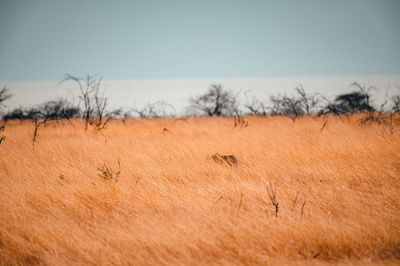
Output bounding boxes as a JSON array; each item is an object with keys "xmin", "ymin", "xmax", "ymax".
[{"xmin": 1, "ymin": 0, "xmax": 399, "ymax": 81}]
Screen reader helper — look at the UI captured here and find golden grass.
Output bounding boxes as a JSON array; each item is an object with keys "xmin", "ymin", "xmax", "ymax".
[{"xmin": 0, "ymin": 115, "xmax": 399, "ymax": 265}]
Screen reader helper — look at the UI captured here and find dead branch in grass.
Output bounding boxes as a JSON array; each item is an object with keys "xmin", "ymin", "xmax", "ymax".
[
  {"xmin": 237, "ymin": 192, "xmax": 243, "ymax": 216},
  {"xmin": 291, "ymin": 192, "xmax": 299, "ymax": 211},
  {"xmin": 267, "ymin": 181, "xmax": 279, "ymax": 218},
  {"xmin": 301, "ymin": 201, "xmax": 306, "ymax": 219}
]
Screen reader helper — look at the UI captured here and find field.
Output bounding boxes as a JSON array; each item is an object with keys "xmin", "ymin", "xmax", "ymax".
[{"xmin": 0, "ymin": 115, "xmax": 399, "ymax": 265}]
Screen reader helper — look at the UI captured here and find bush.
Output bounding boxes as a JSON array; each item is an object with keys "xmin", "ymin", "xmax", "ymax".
[
  {"xmin": 269, "ymin": 86, "xmax": 322, "ymax": 120},
  {"xmin": 188, "ymin": 84, "xmax": 237, "ymax": 117},
  {"xmin": 319, "ymin": 82, "xmax": 375, "ymax": 115}
]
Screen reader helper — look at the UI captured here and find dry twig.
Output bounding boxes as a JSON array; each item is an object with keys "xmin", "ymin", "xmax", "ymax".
[{"xmin": 267, "ymin": 181, "xmax": 279, "ymax": 218}]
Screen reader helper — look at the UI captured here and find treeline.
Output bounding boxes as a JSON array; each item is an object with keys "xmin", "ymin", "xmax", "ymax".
[{"xmin": 1, "ymin": 74, "xmax": 400, "ymax": 126}]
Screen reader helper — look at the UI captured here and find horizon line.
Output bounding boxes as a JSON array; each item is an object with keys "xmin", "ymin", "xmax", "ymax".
[{"xmin": 2, "ymin": 74, "xmax": 400, "ymax": 84}]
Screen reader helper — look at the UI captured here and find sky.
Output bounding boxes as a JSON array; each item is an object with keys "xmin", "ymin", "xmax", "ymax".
[
  {"xmin": 0, "ymin": 0, "xmax": 399, "ymax": 110},
  {"xmin": 1, "ymin": 0, "xmax": 400, "ymax": 81}
]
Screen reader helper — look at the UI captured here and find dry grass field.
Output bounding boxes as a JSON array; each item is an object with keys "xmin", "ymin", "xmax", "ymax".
[{"xmin": 0, "ymin": 115, "xmax": 399, "ymax": 265}]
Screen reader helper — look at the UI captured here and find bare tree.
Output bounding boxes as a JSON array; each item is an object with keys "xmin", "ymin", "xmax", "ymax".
[
  {"xmin": 391, "ymin": 86, "xmax": 400, "ymax": 113},
  {"xmin": 244, "ymin": 93, "xmax": 268, "ymax": 116},
  {"xmin": 295, "ymin": 85, "xmax": 322, "ymax": 115},
  {"xmin": 91, "ymin": 87, "xmax": 120, "ymax": 130},
  {"xmin": 108, "ymin": 108, "xmax": 131, "ymax": 125},
  {"xmin": 188, "ymin": 84, "xmax": 236, "ymax": 116},
  {"xmin": 0, "ymin": 84, "xmax": 12, "ymax": 108},
  {"xmin": 392, "ymin": 95, "xmax": 400, "ymax": 113},
  {"xmin": 132, "ymin": 101, "xmax": 175, "ymax": 118},
  {"xmin": 269, "ymin": 94, "xmax": 304, "ymax": 120},
  {"xmin": 61, "ymin": 74, "xmax": 116, "ymax": 130},
  {"xmin": 32, "ymin": 99, "xmax": 80, "ymax": 143},
  {"xmin": 61, "ymin": 74, "xmax": 99, "ymax": 129},
  {"xmin": 269, "ymin": 86, "xmax": 323, "ymax": 120}
]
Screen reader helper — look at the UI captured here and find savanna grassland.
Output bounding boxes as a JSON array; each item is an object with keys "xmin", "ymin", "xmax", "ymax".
[{"xmin": 0, "ymin": 115, "xmax": 400, "ymax": 265}]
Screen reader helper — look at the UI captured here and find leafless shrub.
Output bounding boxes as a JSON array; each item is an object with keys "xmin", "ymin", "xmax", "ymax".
[
  {"xmin": 97, "ymin": 160, "xmax": 121, "ymax": 182},
  {"xmin": 295, "ymin": 85, "xmax": 322, "ymax": 115},
  {"xmin": 388, "ymin": 113, "xmax": 399, "ymax": 135},
  {"xmin": 0, "ymin": 84, "xmax": 12, "ymax": 144},
  {"xmin": 269, "ymin": 94, "xmax": 303, "ymax": 121},
  {"xmin": 0, "ymin": 84, "xmax": 12, "ymax": 108},
  {"xmin": 392, "ymin": 95, "xmax": 400, "ymax": 113},
  {"xmin": 318, "ymin": 82, "xmax": 396, "ymax": 133},
  {"xmin": 269, "ymin": 85, "xmax": 323, "ymax": 120},
  {"xmin": 244, "ymin": 92, "xmax": 268, "ymax": 116},
  {"xmin": 133, "ymin": 101, "xmax": 175, "ymax": 118},
  {"xmin": 349, "ymin": 86, "xmax": 400, "ymax": 132},
  {"xmin": 317, "ymin": 95, "xmax": 343, "ymax": 117},
  {"xmin": 111, "ymin": 108, "xmax": 131, "ymax": 125},
  {"xmin": 389, "ymin": 87, "xmax": 400, "ymax": 132},
  {"xmin": 351, "ymin": 82, "xmax": 375, "ymax": 109},
  {"xmin": 228, "ymin": 90, "xmax": 248, "ymax": 127},
  {"xmin": 266, "ymin": 181, "xmax": 279, "ymax": 218},
  {"xmin": 92, "ymin": 94, "xmax": 124, "ymax": 130},
  {"xmin": 360, "ymin": 98, "xmax": 388, "ymax": 125},
  {"xmin": 92, "ymin": 88, "xmax": 110, "ymax": 129},
  {"xmin": 211, "ymin": 153, "xmax": 238, "ymax": 166},
  {"xmin": 32, "ymin": 99, "xmax": 80, "ymax": 143}
]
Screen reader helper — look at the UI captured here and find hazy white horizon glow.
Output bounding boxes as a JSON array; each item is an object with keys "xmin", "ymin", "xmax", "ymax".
[{"xmin": 3, "ymin": 75, "xmax": 400, "ymax": 115}]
